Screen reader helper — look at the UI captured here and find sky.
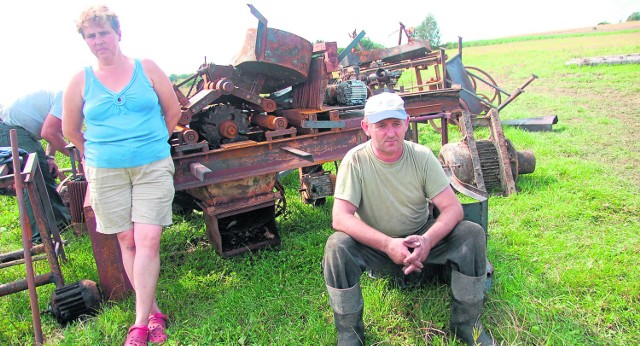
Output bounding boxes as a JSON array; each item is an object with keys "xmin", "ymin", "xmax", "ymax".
[{"xmin": 0, "ymin": 0, "xmax": 638, "ymax": 103}]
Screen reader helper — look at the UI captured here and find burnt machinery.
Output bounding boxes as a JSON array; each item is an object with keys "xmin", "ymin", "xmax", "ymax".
[
  {"xmin": 336, "ymin": 28, "xmax": 537, "ymax": 196},
  {"xmin": 1, "ymin": 132, "xmax": 101, "ymax": 344},
  {"xmin": 167, "ymin": 4, "xmax": 538, "ymax": 256},
  {"xmin": 439, "ymin": 109, "xmax": 536, "ymax": 196},
  {"xmin": 168, "ymin": 5, "xmax": 474, "ymax": 257},
  {"xmin": 337, "ymin": 29, "xmax": 460, "ymax": 143},
  {"xmin": 170, "ymin": 5, "xmax": 369, "ymax": 257}
]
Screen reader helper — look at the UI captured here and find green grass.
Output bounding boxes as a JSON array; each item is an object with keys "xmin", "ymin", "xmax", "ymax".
[
  {"xmin": 442, "ymin": 28, "xmax": 640, "ymax": 49},
  {"xmin": 1, "ymin": 30, "xmax": 639, "ymax": 345}
]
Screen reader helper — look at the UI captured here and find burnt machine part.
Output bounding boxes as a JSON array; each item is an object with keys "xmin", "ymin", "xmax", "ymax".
[
  {"xmin": 324, "ymin": 80, "xmax": 368, "ymax": 106},
  {"xmin": 189, "ymin": 104, "xmax": 252, "ymax": 149},
  {"xmin": 66, "ymin": 178, "xmax": 88, "ymax": 235},
  {"xmin": 336, "ymin": 80, "xmax": 368, "ymax": 106},
  {"xmin": 299, "ymin": 165, "xmax": 336, "ymax": 205},
  {"xmin": 56, "ymin": 145, "xmax": 88, "ymax": 235},
  {"xmin": 217, "ymin": 206, "xmax": 280, "ymax": 256},
  {"xmin": 439, "ymin": 139, "xmax": 536, "ymax": 194},
  {"xmin": 49, "ymin": 279, "xmax": 102, "ymax": 324},
  {"xmin": 366, "ymin": 68, "xmax": 403, "ymax": 91},
  {"xmin": 167, "ymin": 4, "xmax": 369, "ymax": 259}
]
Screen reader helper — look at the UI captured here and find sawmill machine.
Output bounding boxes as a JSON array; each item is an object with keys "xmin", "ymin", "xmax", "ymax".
[
  {"xmin": 167, "ymin": 5, "xmax": 472, "ymax": 256},
  {"xmin": 169, "ymin": 5, "xmax": 369, "ymax": 257},
  {"xmin": 168, "ymin": 4, "xmax": 537, "ymax": 257}
]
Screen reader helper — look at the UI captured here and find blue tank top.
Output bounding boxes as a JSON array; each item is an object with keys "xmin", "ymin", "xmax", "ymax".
[{"xmin": 83, "ymin": 59, "xmax": 170, "ymax": 168}]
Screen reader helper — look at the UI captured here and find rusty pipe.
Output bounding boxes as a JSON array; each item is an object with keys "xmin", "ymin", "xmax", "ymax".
[
  {"xmin": 249, "ymin": 114, "xmax": 288, "ymax": 130},
  {"xmin": 497, "ymin": 74, "xmax": 538, "ymax": 111},
  {"xmin": 10, "ymin": 129, "xmax": 44, "ymax": 344},
  {"xmin": 175, "ymin": 125, "xmax": 199, "ymax": 144}
]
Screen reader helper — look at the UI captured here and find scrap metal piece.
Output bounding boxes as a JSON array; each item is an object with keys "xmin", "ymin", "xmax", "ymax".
[
  {"xmin": 189, "ymin": 162, "xmax": 212, "ymax": 182},
  {"xmin": 233, "ymin": 27, "xmax": 313, "ymax": 93},
  {"xmin": 49, "ymin": 279, "xmax": 102, "ymax": 324},
  {"xmin": 300, "ymin": 171, "xmax": 335, "ymax": 204},
  {"xmin": 281, "ymin": 147, "xmax": 314, "ymax": 162},
  {"xmin": 501, "ymin": 115, "xmax": 558, "ymax": 132},
  {"xmin": 458, "ymin": 111, "xmax": 486, "ymax": 192},
  {"xmin": 488, "ymin": 109, "xmax": 516, "ymax": 195},
  {"xmin": 439, "ymin": 139, "xmax": 536, "ymax": 195},
  {"xmin": 496, "ymin": 74, "xmax": 538, "ymax": 111},
  {"xmin": 342, "ymin": 39, "xmax": 432, "ymax": 67}
]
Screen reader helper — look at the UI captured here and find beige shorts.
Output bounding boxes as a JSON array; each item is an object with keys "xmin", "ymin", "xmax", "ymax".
[{"xmin": 85, "ymin": 156, "xmax": 175, "ymax": 234}]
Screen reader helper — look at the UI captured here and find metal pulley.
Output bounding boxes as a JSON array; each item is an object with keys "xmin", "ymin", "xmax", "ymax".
[{"xmin": 49, "ymin": 279, "xmax": 102, "ymax": 324}]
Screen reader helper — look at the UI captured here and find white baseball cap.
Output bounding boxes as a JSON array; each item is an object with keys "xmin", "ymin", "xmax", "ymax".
[{"xmin": 364, "ymin": 92, "xmax": 408, "ymax": 123}]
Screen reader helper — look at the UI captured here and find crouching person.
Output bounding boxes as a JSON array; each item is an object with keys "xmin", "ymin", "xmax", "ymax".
[{"xmin": 322, "ymin": 92, "xmax": 495, "ymax": 345}]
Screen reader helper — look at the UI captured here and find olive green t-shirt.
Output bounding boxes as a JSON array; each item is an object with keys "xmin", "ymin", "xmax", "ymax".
[{"xmin": 334, "ymin": 140, "xmax": 450, "ymax": 237}]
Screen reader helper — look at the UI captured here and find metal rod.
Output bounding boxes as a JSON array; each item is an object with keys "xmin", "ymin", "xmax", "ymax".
[
  {"xmin": 446, "ymin": 78, "xmax": 499, "ymax": 109},
  {"xmin": 0, "ymin": 244, "xmax": 46, "ymax": 263},
  {"xmin": 338, "ymin": 30, "xmax": 366, "ymax": 63},
  {"xmin": 497, "ymin": 74, "xmax": 539, "ymax": 111},
  {"xmin": 466, "ymin": 70, "xmax": 511, "ymax": 97},
  {"xmin": 0, "ymin": 254, "xmax": 47, "ymax": 269},
  {"xmin": 10, "ymin": 129, "xmax": 44, "ymax": 345},
  {"xmin": 0, "ymin": 272, "xmax": 54, "ymax": 297}
]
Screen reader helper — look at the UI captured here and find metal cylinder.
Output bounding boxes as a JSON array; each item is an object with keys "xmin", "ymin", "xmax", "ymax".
[
  {"xmin": 375, "ymin": 68, "xmax": 388, "ymax": 80},
  {"xmin": 178, "ymin": 111, "xmax": 193, "ymax": 126},
  {"xmin": 249, "ymin": 114, "xmax": 288, "ymax": 130},
  {"xmin": 175, "ymin": 125, "xmax": 199, "ymax": 144},
  {"xmin": 516, "ymin": 150, "xmax": 536, "ymax": 174},
  {"xmin": 261, "ymin": 99, "xmax": 277, "ymax": 113},
  {"xmin": 216, "ymin": 79, "xmax": 235, "ymax": 93},
  {"xmin": 218, "ymin": 120, "xmax": 239, "ymax": 139}
]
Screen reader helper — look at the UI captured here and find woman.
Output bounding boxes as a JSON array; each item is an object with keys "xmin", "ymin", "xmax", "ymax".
[{"xmin": 62, "ymin": 5, "xmax": 181, "ymax": 345}]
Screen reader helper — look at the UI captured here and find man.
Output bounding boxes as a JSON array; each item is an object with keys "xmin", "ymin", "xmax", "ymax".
[
  {"xmin": 323, "ymin": 92, "xmax": 495, "ymax": 345},
  {"xmin": 0, "ymin": 90, "xmax": 71, "ymax": 243}
]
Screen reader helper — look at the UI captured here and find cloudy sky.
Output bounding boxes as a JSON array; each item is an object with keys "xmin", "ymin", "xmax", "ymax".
[{"xmin": 0, "ymin": 0, "xmax": 637, "ymax": 102}]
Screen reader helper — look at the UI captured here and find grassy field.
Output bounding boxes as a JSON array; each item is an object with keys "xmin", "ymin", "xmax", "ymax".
[{"xmin": 1, "ymin": 29, "xmax": 639, "ymax": 345}]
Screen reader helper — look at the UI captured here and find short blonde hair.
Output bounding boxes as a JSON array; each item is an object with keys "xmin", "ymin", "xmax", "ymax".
[{"xmin": 76, "ymin": 5, "xmax": 120, "ymax": 38}]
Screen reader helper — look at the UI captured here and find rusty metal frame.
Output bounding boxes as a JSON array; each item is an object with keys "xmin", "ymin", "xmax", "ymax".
[
  {"xmin": 172, "ymin": 126, "xmax": 367, "ymax": 191},
  {"xmin": 0, "ymin": 130, "xmax": 66, "ymax": 344}
]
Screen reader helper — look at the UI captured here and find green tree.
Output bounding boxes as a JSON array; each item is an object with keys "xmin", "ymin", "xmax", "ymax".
[
  {"xmin": 337, "ymin": 37, "xmax": 385, "ymax": 57},
  {"xmin": 359, "ymin": 37, "xmax": 385, "ymax": 50},
  {"xmin": 628, "ymin": 12, "xmax": 640, "ymax": 21},
  {"xmin": 414, "ymin": 13, "xmax": 441, "ymax": 48}
]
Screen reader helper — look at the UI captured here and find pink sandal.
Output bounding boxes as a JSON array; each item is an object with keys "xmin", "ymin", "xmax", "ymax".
[
  {"xmin": 148, "ymin": 312, "xmax": 168, "ymax": 343},
  {"xmin": 124, "ymin": 324, "xmax": 149, "ymax": 346}
]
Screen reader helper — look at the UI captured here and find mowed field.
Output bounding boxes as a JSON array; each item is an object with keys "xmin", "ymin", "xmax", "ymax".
[{"xmin": 0, "ymin": 25, "xmax": 639, "ymax": 345}]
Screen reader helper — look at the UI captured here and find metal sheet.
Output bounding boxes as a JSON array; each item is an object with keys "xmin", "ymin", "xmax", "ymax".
[{"xmin": 233, "ymin": 28, "xmax": 313, "ymax": 93}]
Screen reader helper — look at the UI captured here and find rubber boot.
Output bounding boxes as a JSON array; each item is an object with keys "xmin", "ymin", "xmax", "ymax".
[
  {"xmin": 450, "ymin": 271, "xmax": 496, "ymax": 346},
  {"xmin": 327, "ymin": 283, "xmax": 365, "ymax": 346}
]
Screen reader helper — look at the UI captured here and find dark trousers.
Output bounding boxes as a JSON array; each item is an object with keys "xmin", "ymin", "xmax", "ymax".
[
  {"xmin": 0, "ymin": 122, "xmax": 71, "ymax": 240},
  {"xmin": 323, "ymin": 220, "xmax": 487, "ymax": 290}
]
